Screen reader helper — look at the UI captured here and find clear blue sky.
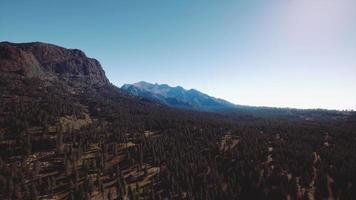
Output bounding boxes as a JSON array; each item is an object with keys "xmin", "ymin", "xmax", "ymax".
[{"xmin": 1, "ymin": 0, "xmax": 355, "ymax": 110}]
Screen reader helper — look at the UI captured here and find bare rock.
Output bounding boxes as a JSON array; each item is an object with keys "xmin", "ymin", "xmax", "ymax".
[{"xmin": 0, "ymin": 41, "xmax": 109, "ymax": 86}]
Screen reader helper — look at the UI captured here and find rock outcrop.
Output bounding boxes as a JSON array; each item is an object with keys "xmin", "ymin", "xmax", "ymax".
[{"xmin": 0, "ymin": 41, "xmax": 109, "ymax": 86}]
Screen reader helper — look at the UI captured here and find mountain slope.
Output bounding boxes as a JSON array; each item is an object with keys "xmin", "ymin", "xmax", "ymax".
[
  {"xmin": 122, "ymin": 81, "xmax": 236, "ymax": 112},
  {"xmin": 0, "ymin": 42, "xmax": 215, "ymax": 131}
]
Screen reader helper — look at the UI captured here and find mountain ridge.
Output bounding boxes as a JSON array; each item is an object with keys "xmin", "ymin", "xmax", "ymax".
[{"xmin": 122, "ymin": 81, "xmax": 236, "ymax": 112}]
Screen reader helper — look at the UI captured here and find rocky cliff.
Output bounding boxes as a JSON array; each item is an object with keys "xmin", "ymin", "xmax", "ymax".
[{"xmin": 0, "ymin": 41, "xmax": 109, "ymax": 86}]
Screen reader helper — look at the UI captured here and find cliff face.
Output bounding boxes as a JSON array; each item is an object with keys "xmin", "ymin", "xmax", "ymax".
[{"xmin": 0, "ymin": 41, "xmax": 109, "ymax": 86}]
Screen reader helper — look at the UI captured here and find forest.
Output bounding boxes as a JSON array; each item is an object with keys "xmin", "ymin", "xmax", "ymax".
[{"xmin": 1, "ymin": 72, "xmax": 355, "ymax": 200}]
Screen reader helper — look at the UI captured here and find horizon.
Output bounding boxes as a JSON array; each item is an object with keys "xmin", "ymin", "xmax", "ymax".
[{"xmin": 1, "ymin": 0, "xmax": 355, "ymax": 110}]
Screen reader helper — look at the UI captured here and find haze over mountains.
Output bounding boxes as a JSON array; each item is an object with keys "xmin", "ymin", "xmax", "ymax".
[{"xmin": 122, "ymin": 81, "xmax": 236, "ymax": 112}]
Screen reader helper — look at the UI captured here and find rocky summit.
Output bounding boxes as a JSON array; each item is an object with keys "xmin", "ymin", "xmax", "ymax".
[{"xmin": 0, "ymin": 42, "xmax": 108, "ymax": 86}]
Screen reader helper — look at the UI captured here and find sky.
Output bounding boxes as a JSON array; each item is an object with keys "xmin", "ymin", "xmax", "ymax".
[{"xmin": 1, "ymin": 0, "xmax": 355, "ymax": 110}]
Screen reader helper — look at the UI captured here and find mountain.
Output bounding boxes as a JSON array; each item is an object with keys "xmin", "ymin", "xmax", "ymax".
[
  {"xmin": 122, "ymin": 81, "xmax": 236, "ymax": 112},
  {"xmin": 0, "ymin": 42, "xmax": 188, "ymax": 138}
]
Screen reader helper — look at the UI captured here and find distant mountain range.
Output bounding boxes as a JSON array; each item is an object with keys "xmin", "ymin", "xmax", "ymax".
[
  {"xmin": 121, "ymin": 81, "xmax": 353, "ymax": 120},
  {"xmin": 121, "ymin": 81, "xmax": 236, "ymax": 112}
]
